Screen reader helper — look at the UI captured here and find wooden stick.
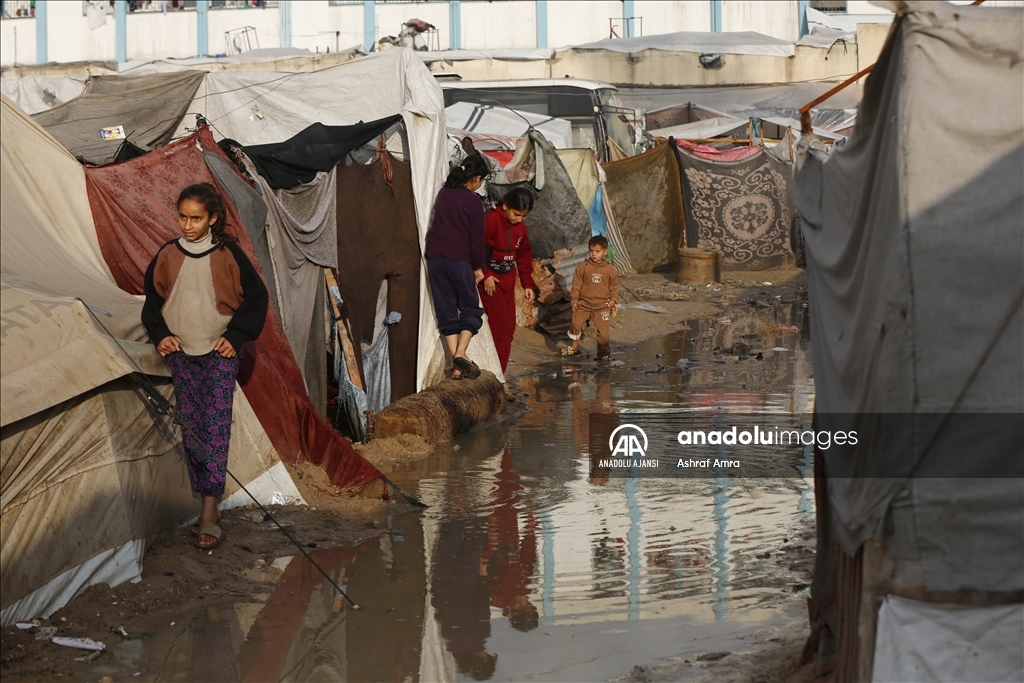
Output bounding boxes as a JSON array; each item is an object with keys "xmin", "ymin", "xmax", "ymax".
[
  {"xmin": 799, "ymin": 64, "xmax": 875, "ymax": 134},
  {"xmin": 324, "ymin": 268, "xmax": 365, "ymax": 392}
]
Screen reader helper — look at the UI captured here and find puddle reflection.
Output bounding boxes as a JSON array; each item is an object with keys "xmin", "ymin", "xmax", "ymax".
[{"xmin": 113, "ymin": 304, "xmax": 814, "ymax": 682}]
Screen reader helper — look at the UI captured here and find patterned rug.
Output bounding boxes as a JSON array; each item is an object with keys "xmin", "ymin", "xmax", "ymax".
[{"xmin": 676, "ymin": 146, "xmax": 794, "ymax": 270}]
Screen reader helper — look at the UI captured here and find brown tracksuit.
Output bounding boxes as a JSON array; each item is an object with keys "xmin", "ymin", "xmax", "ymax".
[{"xmin": 569, "ymin": 257, "xmax": 619, "ymax": 357}]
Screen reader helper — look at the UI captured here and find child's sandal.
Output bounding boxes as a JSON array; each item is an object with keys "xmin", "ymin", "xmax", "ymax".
[{"xmin": 560, "ymin": 346, "xmax": 580, "ymax": 357}]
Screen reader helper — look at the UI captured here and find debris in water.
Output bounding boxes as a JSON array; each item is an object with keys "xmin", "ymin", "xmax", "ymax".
[
  {"xmin": 717, "ymin": 317, "xmax": 731, "ymax": 324},
  {"xmin": 15, "ymin": 621, "xmax": 38, "ymax": 630},
  {"xmin": 51, "ymin": 636, "xmax": 105, "ymax": 651}
]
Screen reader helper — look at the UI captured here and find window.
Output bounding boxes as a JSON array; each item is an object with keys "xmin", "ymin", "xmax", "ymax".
[
  {"xmin": 2, "ymin": 1, "xmax": 35, "ymax": 19},
  {"xmin": 810, "ymin": 0, "xmax": 847, "ymax": 12}
]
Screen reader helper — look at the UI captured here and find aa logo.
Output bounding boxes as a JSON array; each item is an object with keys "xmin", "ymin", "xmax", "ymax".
[{"xmin": 609, "ymin": 424, "xmax": 648, "ymax": 457}]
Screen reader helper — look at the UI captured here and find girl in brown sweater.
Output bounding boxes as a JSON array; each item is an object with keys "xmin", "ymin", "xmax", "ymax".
[{"xmin": 142, "ymin": 183, "xmax": 268, "ymax": 550}]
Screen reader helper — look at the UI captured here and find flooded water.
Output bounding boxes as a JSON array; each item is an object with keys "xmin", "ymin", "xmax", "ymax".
[{"xmin": 102, "ymin": 302, "xmax": 814, "ymax": 682}]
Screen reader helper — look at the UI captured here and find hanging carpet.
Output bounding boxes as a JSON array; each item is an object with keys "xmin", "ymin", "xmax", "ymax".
[
  {"xmin": 83, "ymin": 125, "xmax": 383, "ymax": 493},
  {"xmin": 602, "ymin": 143, "xmax": 685, "ymax": 273},
  {"xmin": 243, "ymin": 115, "xmax": 402, "ymax": 190},
  {"xmin": 676, "ymin": 145, "xmax": 794, "ymax": 270}
]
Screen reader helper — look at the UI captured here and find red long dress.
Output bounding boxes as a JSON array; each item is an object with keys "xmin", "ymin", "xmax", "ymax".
[{"xmin": 478, "ymin": 207, "xmax": 534, "ymax": 372}]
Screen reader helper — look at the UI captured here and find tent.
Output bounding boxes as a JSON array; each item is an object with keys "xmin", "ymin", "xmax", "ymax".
[
  {"xmin": 31, "ymin": 71, "xmax": 206, "ymax": 165},
  {"xmin": 164, "ymin": 49, "xmax": 504, "ymax": 388},
  {"xmin": 0, "ymin": 95, "xmax": 302, "ymax": 625},
  {"xmin": 83, "ymin": 125, "xmax": 384, "ymax": 494},
  {"xmin": 445, "ymin": 102, "xmax": 573, "ymax": 149},
  {"xmin": 0, "ymin": 75, "xmax": 88, "ymax": 115},
  {"xmin": 794, "ymin": 2, "xmax": 1023, "ymax": 680},
  {"xmin": 487, "ymin": 130, "xmax": 591, "ymax": 260}
]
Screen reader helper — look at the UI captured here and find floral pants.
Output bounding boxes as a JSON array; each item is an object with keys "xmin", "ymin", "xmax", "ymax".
[{"xmin": 165, "ymin": 350, "xmax": 239, "ymax": 497}]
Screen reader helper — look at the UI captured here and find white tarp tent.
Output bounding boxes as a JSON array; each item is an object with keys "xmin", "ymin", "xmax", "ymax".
[
  {"xmin": 0, "ymin": 75, "xmax": 88, "ymax": 115},
  {"xmin": 167, "ymin": 48, "xmax": 504, "ymax": 389},
  {"xmin": 563, "ymin": 31, "xmax": 796, "ymax": 58},
  {"xmin": 446, "ymin": 101, "xmax": 573, "ymax": 149},
  {"xmin": 0, "ymin": 95, "xmax": 302, "ymax": 625}
]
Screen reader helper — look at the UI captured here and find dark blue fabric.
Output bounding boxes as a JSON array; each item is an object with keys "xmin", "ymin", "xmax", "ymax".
[{"xmin": 428, "ymin": 256, "xmax": 483, "ymax": 336}]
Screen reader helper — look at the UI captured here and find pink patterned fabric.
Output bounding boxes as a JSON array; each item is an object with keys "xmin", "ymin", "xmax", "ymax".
[{"xmin": 675, "ymin": 138, "xmax": 763, "ymax": 162}]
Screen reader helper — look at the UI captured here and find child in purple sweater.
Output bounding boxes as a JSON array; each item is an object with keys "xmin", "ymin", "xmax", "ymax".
[{"xmin": 425, "ymin": 155, "xmax": 490, "ymax": 379}]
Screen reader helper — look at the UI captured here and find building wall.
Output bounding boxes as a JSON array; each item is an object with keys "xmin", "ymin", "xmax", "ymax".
[
  {"xmin": 129, "ymin": 10, "xmax": 198, "ymax": 60},
  {"xmin": 461, "ymin": 0, "xmax": 536, "ymax": 50},
  {"xmin": 547, "ymin": 1, "xmax": 620, "ymax": 46},
  {"xmin": 46, "ymin": 0, "xmax": 116, "ymax": 64},
  {"xmin": 290, "ymin": 1, "xmax": 364, "ymax": 54},
  {"xmin": 12, "ymin": 0, "xmax": 980, "ymax": 68},
  {"xmin": 206, "ymin": 5, "xmax": 282, "ymax": 56},
  {"xmin": 0, "ymin": 17, "xmax": 36, "ymax": 66},
  {"xmin": 372, "ymin": 1, "xmax": 451, "ymax": 50},
  {"xmin": 722, "ymin": 0, "xmax": 800, "ymax": 42},
  {"xmin": 634, "ymin": 0, "xmax": 713, "ymax": 35}
]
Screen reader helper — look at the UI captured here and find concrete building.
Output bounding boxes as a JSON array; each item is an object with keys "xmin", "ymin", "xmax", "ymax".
[{"xmin": 1, "ymin": 1, "xmax": 905, "ymax": 68}]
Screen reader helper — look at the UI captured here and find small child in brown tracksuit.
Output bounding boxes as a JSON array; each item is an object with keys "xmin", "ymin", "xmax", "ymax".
[{"xmin": 563, "ymin": 235, "xmax": 619, "ymax": 359}]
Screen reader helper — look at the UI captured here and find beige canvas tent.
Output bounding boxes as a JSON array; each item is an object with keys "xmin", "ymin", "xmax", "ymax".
[{"xmin": 0, "ymin": 95, "xmax": 303, "ymax": 625}]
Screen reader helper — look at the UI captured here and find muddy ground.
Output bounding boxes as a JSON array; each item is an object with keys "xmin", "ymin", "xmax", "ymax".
[{"xmin": 1, "ymin": 268, "xmax": 813, "ymax": 683}]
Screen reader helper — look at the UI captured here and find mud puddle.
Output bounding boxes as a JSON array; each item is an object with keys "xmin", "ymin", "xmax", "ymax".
[{"xmin": 71, "ymin": 302, "xmax": 814, "ymax": 682}]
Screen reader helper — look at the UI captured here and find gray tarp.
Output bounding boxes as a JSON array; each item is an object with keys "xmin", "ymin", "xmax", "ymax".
[
  {"xmin": 248, "ymin": 162, "xmax": 336, "ymax": 419},
  {"xmin": 794, "ymin": 1, "xmax": 1023, "ymax": 592},
  {"xmin": 31, "ymin": 71, "xmax": 205, "ymax": 165},
  {"xmin": 489, "ymin": 131, "xmax": 591, "ymax": 260}
]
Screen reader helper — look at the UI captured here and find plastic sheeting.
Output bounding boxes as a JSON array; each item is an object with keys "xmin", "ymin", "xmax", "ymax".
[
  {"xmin": 242, "ymin": 116, "xmax": 402, "ymax": 190},
  {"xmin": 31, "ymin": 71, "xmax": 205, "ymax": 165},
  {"xmin": 419, "ymin": 48, "xmax": 555, "ymax": 63},
  {"xmin": 253, "ymin": 166, "xmax": 336, "ymax": 416},
  {"xmin": 872, "ymin": 595, "xmax": 1023, "ymax": 683},
  {"xmin": 446, "ymin": 102, "xmax": 572, "ymax": 149},
  {"xmin": 564, "ymin": 31, "xmax": 796, "ymax": 58},
  {"xmin": 0, "ymin": 75, "xmax": 88, "ymax": 115},
  {"xmin": 794, "ymin": 0, "xmax": 1023, "ymax": 590},
  {"xmin": 363, "ymin": 312, "xmax": 402, "ymax": 416},
  {"xmin": 165, "ymin": 49, "xmax": 503, "ymax": 389}
]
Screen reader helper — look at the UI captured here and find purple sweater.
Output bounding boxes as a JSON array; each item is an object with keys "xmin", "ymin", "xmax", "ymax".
[{"xmin": 424, "ymin": 186, "xmax": 486, "ymax": 270}]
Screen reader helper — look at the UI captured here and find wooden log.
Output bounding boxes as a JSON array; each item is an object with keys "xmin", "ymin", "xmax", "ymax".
[
  {"xmin": 325, "ymin": 268, "xmax": 364, "ymax": 391},
  {"xmin": 374, "ymin": 370, "xmax": 506, "ymax": 443}
]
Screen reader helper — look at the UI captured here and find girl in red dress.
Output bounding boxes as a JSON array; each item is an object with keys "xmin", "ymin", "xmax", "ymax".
[{"xmin": 479, "ymin": 188, "xmax": 536, "ymax": 399}]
